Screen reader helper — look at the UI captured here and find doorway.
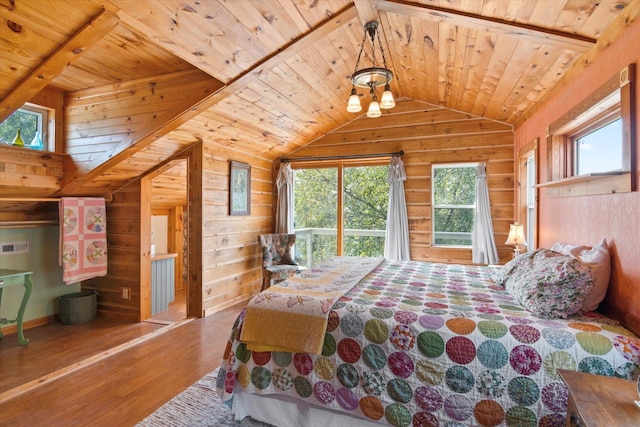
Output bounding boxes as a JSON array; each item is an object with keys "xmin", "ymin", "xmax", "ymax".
[{"xmin": 148, "ymin": 159, "xmax": 188, "ymax": 322}]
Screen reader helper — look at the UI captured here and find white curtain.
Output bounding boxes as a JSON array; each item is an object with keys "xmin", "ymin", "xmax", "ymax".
[
  {"xmin": 275, "ymin": 162, "xmax": 293, "ymax": 234},
  {"xmin": 472, "ymin": 164, "xmax": 499, "ymax": 264},
  {"xmin": 384, "ymin": 156, "xmax": 410, "ymax": 260}
]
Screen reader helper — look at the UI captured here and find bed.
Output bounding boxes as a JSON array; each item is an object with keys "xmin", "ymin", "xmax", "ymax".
[{"xmin": 217, "ymin": 253, "xmax": 640, "ymax": 427}]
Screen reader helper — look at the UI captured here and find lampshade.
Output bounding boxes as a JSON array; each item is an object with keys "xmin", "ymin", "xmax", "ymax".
[
  {"xmin": 346, "ymin": 21, "xmax": 395, "ymax": 116},
  {"xmin": 367, "ymin": 99, "xmax": 381, "ymax": 118},
  {"xmin": 347, "ymin": 87, "xmax": 362, "ymax": 112},
  {"xmin": 380, "ymin": 83, "xmax": 395, "ymax": 109},
  {"xmin": 505, "ymin": 223, "xmax": 527, "ymax": 246}
]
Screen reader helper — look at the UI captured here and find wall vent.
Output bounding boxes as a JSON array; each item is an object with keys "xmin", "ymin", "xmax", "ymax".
[{"xmin": 0, "ymin": 241, "xmax": 30, "ymax": 255}]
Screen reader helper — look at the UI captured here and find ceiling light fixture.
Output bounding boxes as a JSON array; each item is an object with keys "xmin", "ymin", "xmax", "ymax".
[{"xmin": 347, "ymin": 21, "xmax": 395, "ymax": 117}]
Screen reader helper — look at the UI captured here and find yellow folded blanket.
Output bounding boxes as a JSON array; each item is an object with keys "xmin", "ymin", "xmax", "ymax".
[{"xmin": 240, "ymin": 256, "xmax": 383, "ymax": 354}]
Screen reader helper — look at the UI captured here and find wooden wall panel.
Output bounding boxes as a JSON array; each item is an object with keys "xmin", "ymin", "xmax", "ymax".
[
  {"xmin": 82, "ymin": 182, "xmax": 142, "ymax": 321},
  {"xmin": 199, "ymin": 142, "xmax": 273, "ymax": 316},
  {"xmin": 0, "ymin": 146, "xmax": 65, "ymax": 222},
  {"xmin": 291, "ymin": 100, "xmax": 515, "ymax": 264}
]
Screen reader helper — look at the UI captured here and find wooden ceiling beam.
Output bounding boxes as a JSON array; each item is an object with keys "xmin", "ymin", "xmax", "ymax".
[
  {"xmin": 354, "ymin": 0, "xmax": 379, "ymax": 24},
  {"xmin": 375, "ymin": 0, "xmax": 596, "ymax": 52},
  {"xmin": 0, "ymin": 8, "xmax": 119, "ymax": 123}
]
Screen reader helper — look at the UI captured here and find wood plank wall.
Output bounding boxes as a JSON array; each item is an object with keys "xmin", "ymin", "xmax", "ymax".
[
  {"xmin": 199, "ymin": 142, "xmax": 272, "ymax": 316},
  {"xmin": 83, "ymin": 181, "xmax": 143, "ymax": 321},
  {"xmin": 289, "ymin": 100, "xmax": 515, "ymax": 264},
  {"xmin": 0, "ymin": 146, "xmax": 65, "ymax": 222}
]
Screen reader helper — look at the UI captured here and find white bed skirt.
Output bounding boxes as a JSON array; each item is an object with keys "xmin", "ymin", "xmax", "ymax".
[{"xmin": 234, "ymin": 389, "xmax": 383, "ymax": 427}]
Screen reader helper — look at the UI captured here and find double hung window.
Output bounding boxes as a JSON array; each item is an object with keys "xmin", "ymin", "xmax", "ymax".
[{"xmin": 432, "ymin": 163, "xmax": 478, "ymax": 247}]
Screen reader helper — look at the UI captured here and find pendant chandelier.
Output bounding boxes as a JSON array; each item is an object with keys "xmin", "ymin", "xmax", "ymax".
[{"xmin": 347, "ymin": 21, "xmax": 395, "ymax": 118}]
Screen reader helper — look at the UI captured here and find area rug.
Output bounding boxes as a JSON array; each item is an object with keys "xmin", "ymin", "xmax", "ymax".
[{"xmin": 136, "ymin": 369, "xmax": 273, "ymax": 427}]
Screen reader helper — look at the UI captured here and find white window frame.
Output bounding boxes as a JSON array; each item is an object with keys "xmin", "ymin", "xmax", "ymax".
[
  {"xmin": 1, "ymin": 103, "xmax": 54, "ymax": 151},
  {"xmin": 572, "ymin": 111, "xmax": 622, "ymax": 175},
  {"xmin": 431, "ymin": 162, "xmax": 479, "ymax": 248}
]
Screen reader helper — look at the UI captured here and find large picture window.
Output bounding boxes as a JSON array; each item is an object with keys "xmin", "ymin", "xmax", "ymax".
[
  {"xmin": 432, "ymin": 163, "xmax": 478, "ymax": 247},
  {"xmin": 292, "ymin": 161, "xmax": 389, "ymax": 266}
]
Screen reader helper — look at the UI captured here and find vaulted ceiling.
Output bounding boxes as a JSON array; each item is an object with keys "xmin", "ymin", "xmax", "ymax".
[{"xmin": 1, "ymin": 0, "xmax": 637, "ymax": 211}]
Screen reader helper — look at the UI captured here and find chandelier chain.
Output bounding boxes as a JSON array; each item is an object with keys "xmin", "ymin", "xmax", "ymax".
[
  {"xmin": 376, "ymin": 27, "xmax": 388, "ymax": 70},
  {"xmin": 351, "ymin": 30, "xmax": 369, "ymax": 79}
]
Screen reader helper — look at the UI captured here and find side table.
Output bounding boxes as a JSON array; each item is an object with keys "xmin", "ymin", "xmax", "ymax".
[
  {"xmin": 0, "ymin": 269, "xmax": 33, "ymax": 345},
  {"xmin": 558, "ymin": 369, "xmax": 640, "ymax": 426}
]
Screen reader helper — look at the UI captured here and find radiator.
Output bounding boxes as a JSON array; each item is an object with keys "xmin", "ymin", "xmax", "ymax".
[{"xmin": 151, "ymin": 257, "xmax": 175, "ymax": 315}]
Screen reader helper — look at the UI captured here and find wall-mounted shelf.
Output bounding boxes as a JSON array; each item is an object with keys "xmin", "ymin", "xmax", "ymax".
[{"xmin": 535, "ymin": 171, "xmax": 630, "ymax": 197}]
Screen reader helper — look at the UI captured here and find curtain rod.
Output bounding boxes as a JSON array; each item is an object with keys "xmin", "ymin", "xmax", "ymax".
[{"xmin": 281, "ymin": 151, "xmax": 403, "ymax": 163}]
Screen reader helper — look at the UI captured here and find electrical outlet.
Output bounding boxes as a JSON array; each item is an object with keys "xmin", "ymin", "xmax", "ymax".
[{"xmin": 121, "ymin": 287, "xmax": 131, "ymax": 300}]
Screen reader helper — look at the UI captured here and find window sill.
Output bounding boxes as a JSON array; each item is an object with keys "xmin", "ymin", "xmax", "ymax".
[
  {"xmin": 0, "ymin": 144, "xmax": 51, "ymax": 153},
  {"xmin": 535, "ymin": 171, "xmax": 631, "ymax": 197}
]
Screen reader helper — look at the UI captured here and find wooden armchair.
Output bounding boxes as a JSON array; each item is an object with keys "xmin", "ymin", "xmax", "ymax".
[{"xmin": 257, "ymin": 233, "xmax": 306, "ymax": 291}]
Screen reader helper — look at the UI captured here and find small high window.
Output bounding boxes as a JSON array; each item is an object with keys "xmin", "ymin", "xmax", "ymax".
[
  {"xmin": 574, "ymin": 116, "xmax": 622, "ymax": 175},
  {"xmin": 544, "ymin": 64, "xmax": 636, "ymax": 197},
  {"xmin": 0, "ymin": 103, "xmax": 52, "ymax": 151}
]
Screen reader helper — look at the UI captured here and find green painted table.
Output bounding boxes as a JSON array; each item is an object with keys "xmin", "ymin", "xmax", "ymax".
[{"xmin": 0, "ymin": 269, "xmax": 33, "ymax": 345}]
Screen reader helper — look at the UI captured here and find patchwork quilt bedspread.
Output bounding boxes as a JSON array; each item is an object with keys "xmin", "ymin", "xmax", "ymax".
[{"xmin": 217, "ymin": 259, "xmax": 640, "ymax": 426}]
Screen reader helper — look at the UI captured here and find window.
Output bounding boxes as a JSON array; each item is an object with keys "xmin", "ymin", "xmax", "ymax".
[
  {"xmin": 574, "ymin": 116, "xmax": 622, "ymax": 175},
  {"xmin": 544, "ymin": 64, "xmax": 635, "ymax": 196},
  {"xmin": 518, "ymin": 138, "xmax": 538, "ymax": 252},
  {"xmin": 0, "ymin": 103, "xmax": 51, "ymax": 151},
  {"xmin": 432, "ymin": 163, "xmax": 478, "ymax": 247},
  {"xmin": 292, "ymin": 161, "xmax": 389, "ymax": 266}
]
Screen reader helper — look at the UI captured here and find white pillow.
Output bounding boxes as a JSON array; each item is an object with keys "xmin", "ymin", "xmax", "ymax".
[{"xmin": 551, "ymin": 238, "xmax": 611, "ymax": 311}]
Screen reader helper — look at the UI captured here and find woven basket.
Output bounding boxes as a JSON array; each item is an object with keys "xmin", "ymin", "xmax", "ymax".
[{"xmin": 58, "ymin": 290, "xmax": 98, "ymax": 325}]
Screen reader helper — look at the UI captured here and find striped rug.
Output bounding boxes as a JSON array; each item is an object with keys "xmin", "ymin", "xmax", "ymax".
[{"xmin": 136, "ymin": 369, "xmax": 272, "ymax": 427}]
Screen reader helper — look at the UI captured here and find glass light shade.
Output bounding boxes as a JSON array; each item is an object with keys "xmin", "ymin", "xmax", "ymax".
[
  {"xmin": 367, "ymin": 100, "xmax": 381, "ymax": 118},
  {"xmin": 380, "ymin": 84, "xmax": 395, "ymax": 109},
  {"xmin": 505, "ymin": 223, "xmax": 527, "ymax": 246},
  {"xmin": 347, "ymin": 89, "xmax": 362, "ymax": 113}
]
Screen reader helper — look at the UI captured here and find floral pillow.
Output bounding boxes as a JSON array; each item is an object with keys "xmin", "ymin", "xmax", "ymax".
[
  {"xmin": 497, "ymin": 249, "xmax": 594, "ymax": 318},
  {"xmin": 491, "ymin": 254, "xmax": 522, "ymax": 286},
  {"xmin": 551, "ymin": 238, "xmax": 610, "ymax": 312}
]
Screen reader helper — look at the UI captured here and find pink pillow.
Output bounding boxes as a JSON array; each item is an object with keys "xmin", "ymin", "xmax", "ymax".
[{"xmin": 551, "ymin": 238, "xmax": 611, "ymax": 311}]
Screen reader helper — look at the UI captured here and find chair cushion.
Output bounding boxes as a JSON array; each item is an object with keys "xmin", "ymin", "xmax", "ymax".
[{"xmin": 260, "ymin": 234, "xmax": 299, "ymax": 268}]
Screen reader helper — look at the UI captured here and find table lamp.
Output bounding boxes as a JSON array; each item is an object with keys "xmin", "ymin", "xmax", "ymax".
[{"xmin": 505, "ymin": 223, "xmax": 527, "ymax": 257}]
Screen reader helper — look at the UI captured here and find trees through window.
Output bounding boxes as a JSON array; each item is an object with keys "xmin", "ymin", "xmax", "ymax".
[
  {"xmin": 0, "ymin": 104, "xmax": 51, "ymax": 151},
  {"xmin": 292, "ymin": 162, "xmax": 389, "ymax": 266},
  {"xmin": 432, "ymin": 164, "xmax": 478, "ymax": 247}
]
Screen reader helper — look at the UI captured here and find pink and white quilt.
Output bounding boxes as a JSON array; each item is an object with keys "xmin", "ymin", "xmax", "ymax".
[{"xmin": 59, "ymin": 197, "xmax": 107, "ymax": 284}]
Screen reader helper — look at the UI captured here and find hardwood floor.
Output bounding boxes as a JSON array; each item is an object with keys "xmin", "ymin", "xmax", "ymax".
[{"xmin": 0, "ymin": 293, "xmax": 246, "ymax": 427}]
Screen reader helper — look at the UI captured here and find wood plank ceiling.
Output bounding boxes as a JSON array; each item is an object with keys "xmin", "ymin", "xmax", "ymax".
[{"xmin": 0, "ymin": 0, "xmax": 636, "ymax": 212}]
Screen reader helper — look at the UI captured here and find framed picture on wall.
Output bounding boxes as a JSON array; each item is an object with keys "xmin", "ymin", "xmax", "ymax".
[{"xmin": 230, "ymin": 161, "xmax": 251, "ymax": 215}]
